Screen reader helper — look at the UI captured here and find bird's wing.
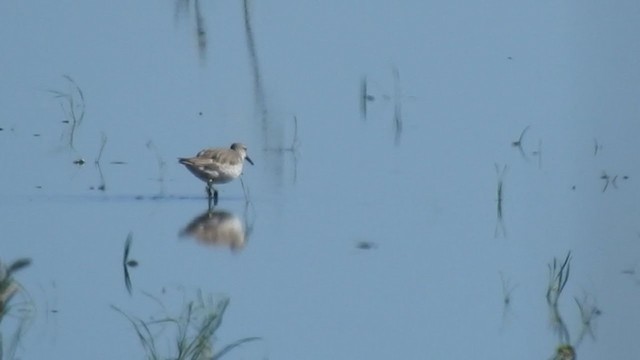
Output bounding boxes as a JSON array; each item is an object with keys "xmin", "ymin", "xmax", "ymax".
[{"xmin": 196, "ymin": 148, "xmax": 242, "ymax": 165}]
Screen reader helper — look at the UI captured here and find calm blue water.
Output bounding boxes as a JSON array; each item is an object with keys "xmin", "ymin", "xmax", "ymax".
[{"xmin": 1, "ymin": 1, "xmax": 640, "ymax": 359}]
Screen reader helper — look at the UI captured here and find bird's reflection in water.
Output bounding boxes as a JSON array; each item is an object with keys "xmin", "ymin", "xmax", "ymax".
[{"xmin": 179, "ymin": 207, "xmax": 252, "ymax": 252}]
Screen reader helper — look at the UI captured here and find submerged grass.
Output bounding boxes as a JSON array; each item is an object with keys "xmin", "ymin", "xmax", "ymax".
[
  {"xmin": 113, "ymin": 292, "xmax": 260, "ymax": 360},
  {"xmin": 0, "ymin": 258, "xmax": 34, "ymax": 360},
  {"xmin": 0, "ymin": 259, "xmax": 32, "ymax": 323},
  {"xmin": 546, "ymin": 252, "xmax": 571, "ymax": 345},
  {"xmin": 573, "ymin": 294, "xmax": 601, "ymax": 347},
  {"xmin": 544, "ymin": 252, "xmax": 599, "ymax": 360}
]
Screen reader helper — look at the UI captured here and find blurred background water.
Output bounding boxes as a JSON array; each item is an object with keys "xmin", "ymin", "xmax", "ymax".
[{"xmin": 1, "ymin": 0, "xmax": 639, "ymax": 359}]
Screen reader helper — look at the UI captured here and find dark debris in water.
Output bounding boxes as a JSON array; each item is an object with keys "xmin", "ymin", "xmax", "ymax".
[
  {"xmin": 356, "ymin": 241, "xmax": 377, "ymax": 250},
  {"xmin": 73, "ymin": 158, "xmax": 86, "ymax": 165},
  {"xmin": 601, "ymin": 171, "xmax": 629, "ymax": 192},
  {"xmin": 110, "ymin": 161, "xmax": 127, "ymax": 165}
]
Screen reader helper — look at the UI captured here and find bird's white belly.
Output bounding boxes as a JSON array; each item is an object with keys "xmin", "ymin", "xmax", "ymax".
[{"xmin": 201, "ymin": 163, "xmax": 243, "ymax": 184}]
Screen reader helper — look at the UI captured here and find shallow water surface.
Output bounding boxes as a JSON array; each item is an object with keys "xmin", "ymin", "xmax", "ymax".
[{"xmin": 1, "ymin": 1, "xmax": 640, "ymax": 359}]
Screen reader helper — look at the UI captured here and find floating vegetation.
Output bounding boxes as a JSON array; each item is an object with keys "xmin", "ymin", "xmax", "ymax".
[
  {"xmin": 113, "ymin": 292, "xmax": 260, "ymax": 360},
  {"xmin": 511, "ymin": 125, "xmax": 530, "ymax": 161},
  {"xmin": 48, "ymin": 75, "xmax": 86, "ymax": 149},
  {"xmin": 494, "ymin": 164, "xmax": 508, "ymax": 238}
]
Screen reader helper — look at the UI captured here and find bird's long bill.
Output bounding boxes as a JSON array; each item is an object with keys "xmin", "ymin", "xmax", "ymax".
[{"xmin": 245, "ymin": 156, "xmax": 254, "ymax": 165}]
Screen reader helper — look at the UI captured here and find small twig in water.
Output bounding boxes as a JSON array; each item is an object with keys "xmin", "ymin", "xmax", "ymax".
[
  {"xmin": 123, "ymin": 232, "xmax": 136, "ymax": 296},
  {"xmin": 531, "ymin": 139, "xmax": 542, "ymax": 169},
  {"xmin": 392, "ymin": 66, "xmax": 403, "ymax": 146},
  {"xmin": 48, "ymin": 75, "xmax": 86, "ymax": 149},
  {"xmin": 360, "ymin": 76, "xmax": 375, "ymax": 120},
  {"xmin": 511, "ymin": 125, "xmax": 530, "ymax": 161},
  {"xmin": 95, "ymin": 133, "xmax": 108, "ymax": 164},
  {"xmin": 601, "ymin": 171, "xmax": 622, "ymax": 192},
  {"xmin": 593, "ymin": 138, "xmax": 602, "ymax": 156},
  {"xmin": 494, "ymin": 164, "xmax": 508, "ymax": 238}
]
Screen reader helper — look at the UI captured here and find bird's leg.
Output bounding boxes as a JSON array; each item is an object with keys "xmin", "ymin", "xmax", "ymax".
[
  {"xmin": 206, "ymin": 184, "xmax": 213, "ymax": 210},
  {"xmin": 205, "ymin": 180, "xmax": 219, "ymax": 206},
  {"xmin": 206, "ymin": 182, "xmax": 213, "ymax": 200}
]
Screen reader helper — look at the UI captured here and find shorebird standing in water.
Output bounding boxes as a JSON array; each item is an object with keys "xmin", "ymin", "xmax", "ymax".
[{"xmin": 179, "ymin": 143, "xmax": 254, "ymax": 206}]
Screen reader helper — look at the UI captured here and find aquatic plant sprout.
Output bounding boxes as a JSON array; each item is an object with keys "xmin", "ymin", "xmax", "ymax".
[{"xmin": 113, "ymin": 292, "xmax": 260, "ymax": 360}]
